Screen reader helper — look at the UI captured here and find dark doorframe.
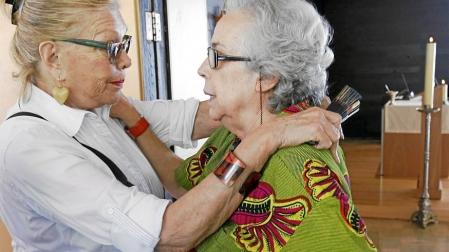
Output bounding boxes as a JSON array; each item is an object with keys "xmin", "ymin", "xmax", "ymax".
[{"xmin": 138, "ymin": 0, "xmax": 171, "ymax": 101}]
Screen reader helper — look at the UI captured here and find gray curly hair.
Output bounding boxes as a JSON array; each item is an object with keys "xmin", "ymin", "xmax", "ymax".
[{"xmin": 224, "ymin": 0, "xmax": 334, "ymax": 112}]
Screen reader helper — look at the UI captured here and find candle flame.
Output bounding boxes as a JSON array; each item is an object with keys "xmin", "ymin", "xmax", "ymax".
[
  {"xmin": 429, "ymin": 37, "xmax": 434, "ymax": 43},
  {"xmin": 443, "ymin": 79, "xmax": 446, "ymax": 84}
]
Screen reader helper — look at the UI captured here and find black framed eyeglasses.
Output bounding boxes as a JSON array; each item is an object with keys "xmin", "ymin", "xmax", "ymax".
[
  {"xmin": 59, "ymin": 35, "xmax": 132, "ymax": 64},
  {"xmin": 208, "ymin": 47, "xmax": 251, "ymax": 69}
]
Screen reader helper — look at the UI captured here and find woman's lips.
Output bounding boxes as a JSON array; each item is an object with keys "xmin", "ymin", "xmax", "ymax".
[
  {"xmin": 203, "ymin": 90, "xmax": 215, "ymax": 100},
  {"xmin": 110, "ymin": 79, "xmax": 124, "ymax": 88}
]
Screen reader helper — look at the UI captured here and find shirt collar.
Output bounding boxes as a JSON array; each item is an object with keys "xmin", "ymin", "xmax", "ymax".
[{"xmin": 8, "ymin": 85, "xmax": 98, "ymax": 137}]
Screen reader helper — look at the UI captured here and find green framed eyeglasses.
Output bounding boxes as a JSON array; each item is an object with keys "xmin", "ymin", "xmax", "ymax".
[{"xmin": 59, "ymin": 35, "xmax": 132, "ymax": 63}]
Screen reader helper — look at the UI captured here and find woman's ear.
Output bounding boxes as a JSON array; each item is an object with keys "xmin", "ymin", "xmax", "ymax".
[
  {"xmin": 256, "ymin": 74, "xmax": 280, "ymax": 93},
  {"xmin": 38, "ymin": 41, "xmax": 59, "ymax": 70}
]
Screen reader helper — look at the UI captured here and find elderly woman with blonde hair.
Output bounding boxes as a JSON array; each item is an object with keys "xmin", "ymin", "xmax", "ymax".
[
  {"xmin": 113, "ymin": 0, "xmax": 377, "ymax": 251},
  {"xmin": 0, "ymin": 0, "xmax": 342, "ymax": 251}
]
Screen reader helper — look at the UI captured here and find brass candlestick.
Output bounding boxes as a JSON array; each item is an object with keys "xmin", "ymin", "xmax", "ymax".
[{"xmin": 411, "ymin": 105, "xmax": 439, "ymax": 228}]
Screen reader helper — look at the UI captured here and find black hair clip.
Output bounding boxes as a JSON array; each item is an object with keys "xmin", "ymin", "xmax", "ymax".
[{"xmin": 6, "ymin": 0, "xmax": 21, "ymax": 25}]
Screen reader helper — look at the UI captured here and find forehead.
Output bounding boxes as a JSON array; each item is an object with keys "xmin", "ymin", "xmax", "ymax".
[
  {"xmin": 211, "ymin": 10, "xmax": 252, "ymax": 53},
  {"xmin": 81, "ymin": 8, "xmax": 127, "ymax": 39}
]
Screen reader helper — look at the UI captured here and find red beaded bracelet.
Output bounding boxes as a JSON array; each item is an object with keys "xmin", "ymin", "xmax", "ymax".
[{"xmin": 125, "ymin": 116, "xmax": 149, "ymax": 139}]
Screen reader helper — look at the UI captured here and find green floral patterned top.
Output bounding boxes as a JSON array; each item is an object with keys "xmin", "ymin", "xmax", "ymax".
[{"xmin": 175, "ymin": 105, "xmax": 377, "ymax": 252}]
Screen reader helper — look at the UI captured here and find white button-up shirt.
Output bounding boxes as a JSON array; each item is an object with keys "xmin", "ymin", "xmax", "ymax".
[{"xmin": 0, "ymin": 85, "xmax": 199, "ymax": 252}]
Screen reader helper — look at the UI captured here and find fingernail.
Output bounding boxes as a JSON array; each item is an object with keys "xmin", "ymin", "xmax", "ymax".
[{"xmin": 340, "ymin": 128, "xmax": 345, "ymax": 140}]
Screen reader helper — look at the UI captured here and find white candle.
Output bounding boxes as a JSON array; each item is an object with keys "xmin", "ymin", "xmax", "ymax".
[{"xmin": 423, "ymin": 37, "xmax": 436, "ymax": 107}]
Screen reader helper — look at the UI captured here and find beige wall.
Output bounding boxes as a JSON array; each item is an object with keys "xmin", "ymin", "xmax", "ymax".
[
  {"xmin": 0, "ymin": 2, "xmax": 141, "ymax": 251},
  {"xmin": 0, "ymin": 8, "xmax": 19, "ymax": 252},
  {"xmin": 0, "ymin": 10, "xmax": 21, "ymax": 123},
  {"xmin": 119, "ymin": 0, "xmax": 142, "ymax": 99}
]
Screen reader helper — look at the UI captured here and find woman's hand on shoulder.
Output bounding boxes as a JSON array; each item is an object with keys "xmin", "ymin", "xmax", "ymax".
[
  {"xmin": 270, "ymin": 107, "xmax": 342, "ymax": 162},
  {"xmin": 277, "ymin": 107, "xmax": 341, "ymax": 148},
  {"xmin": 110, "ymin": 94, "xmax": 142, "ymax": 127}
]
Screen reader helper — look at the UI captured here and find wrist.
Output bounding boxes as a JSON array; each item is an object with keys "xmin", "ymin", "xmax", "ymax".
[
  {"xmin": 233, "ymin": 131, "xmax": 273, "ymax": 173},
  {"xmin": 214, "ymin": 151, "xmax": 261, "ymax": 196},
  {"xmin": 125, "ymin": 116, "xmax": 150, "ymax": 139},
  {"xmin": 122, "ymin": 110, "xmax": 142, "ymax": 127},
  {"xmin": 253, "ymin": 123, "xmax": 280, "ymax": 155}
]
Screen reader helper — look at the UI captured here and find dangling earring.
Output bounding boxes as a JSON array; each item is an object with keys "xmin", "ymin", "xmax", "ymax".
[
  {"xmin": 259, "ymin": 70, "xmax": 263, "ymax": 126},
  {"xmin": 52, "ymin": 70, "xmax": 69, "ymax": 105}
]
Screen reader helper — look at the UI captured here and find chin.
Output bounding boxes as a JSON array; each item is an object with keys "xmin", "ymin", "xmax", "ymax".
[{"xmin": 208, "ymin": 109, "xmax": 226, "ymax": 123}]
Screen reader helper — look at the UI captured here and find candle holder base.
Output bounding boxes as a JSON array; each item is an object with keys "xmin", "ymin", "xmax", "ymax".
[{"xmin": 411, "ymin": 197, "xmax": 438, "ymax": 228}]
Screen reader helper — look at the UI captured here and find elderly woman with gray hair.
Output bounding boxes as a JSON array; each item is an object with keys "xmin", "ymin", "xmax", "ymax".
[
  {"xmin": 0, "ymin": 0, "xmax": 344, "ymax": 251},
  {"xmin": 113, "ymin": 0, "xmax": 377, "ymax": 251}
]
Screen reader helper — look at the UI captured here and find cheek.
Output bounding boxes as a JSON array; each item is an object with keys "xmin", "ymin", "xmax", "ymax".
[
  {"xmin": 90, "ymin": 79, "xmax": 108, "ymax": 96},
  {"xmin": 83, "ymin": 58, "xmax": 112, "ymax": 94},
  {"xmin": 210, "ymin": 86, "xmax": 241, "ymax": 119}
]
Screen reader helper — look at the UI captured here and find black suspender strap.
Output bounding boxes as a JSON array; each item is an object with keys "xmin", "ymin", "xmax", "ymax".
[
  {"xmin": 7, "ymin": 111, "xmax": 46, "ymax": 121},
  {"xmin": 7, "ymin": 112, "xmax": 134, "ymax": 187},
  {"xmin": 72, "ymin": 138, "xmax": 134, "ymax": 187}
]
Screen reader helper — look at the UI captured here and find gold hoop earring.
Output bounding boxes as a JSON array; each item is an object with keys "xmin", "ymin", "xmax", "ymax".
[{"xmin": 52, "ymin": 71, "xmax": 69, "ymax": 105}]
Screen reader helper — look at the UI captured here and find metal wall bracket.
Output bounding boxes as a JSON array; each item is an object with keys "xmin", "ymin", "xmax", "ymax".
[{"xmin": 145, "ymin": 12, "xmax": 162, "ymax": 42}]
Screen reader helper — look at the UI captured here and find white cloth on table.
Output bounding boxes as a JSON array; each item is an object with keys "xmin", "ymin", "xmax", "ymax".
[
  {"xmin": 384, "ymin": 96, "xmax": 422, "ymax": 133},
  {"xmin": 0, "ymin": 85, "xmax": 199, "ymax": 252}
]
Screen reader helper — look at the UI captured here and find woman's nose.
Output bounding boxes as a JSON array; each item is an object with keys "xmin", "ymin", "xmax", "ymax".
[
  {"xmin": 197, "ymin": 58, "xmax": 209, "ymax": 78},
  {"xmin": 116, "ymin": 52, "xmax": 132, "ymax": 70}
]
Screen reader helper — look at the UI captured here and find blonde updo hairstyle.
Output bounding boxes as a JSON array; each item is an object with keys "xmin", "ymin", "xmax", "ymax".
[{"xmin": 3, "ymin": 0, "xmax": 118, "ymax": 95}]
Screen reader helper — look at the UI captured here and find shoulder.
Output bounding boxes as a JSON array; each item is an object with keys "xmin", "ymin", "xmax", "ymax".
[
  {"xmin": 268, "ymin": 144, "xmax": 326, "ymax": 170},
  {"xmin": 0, "ymin": 117, "xmax": 77, "ymax": 172},
  {"xmin": 0, "ymin": 115, "xmax": 63, "ymax": 149},
  {"xmin": 265, "ymin": 144, "xmax": 347, "ymax": 183}
]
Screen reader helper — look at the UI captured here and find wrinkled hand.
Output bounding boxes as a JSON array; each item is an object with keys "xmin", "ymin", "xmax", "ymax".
[
  {"xmin": 110, "ymin": 94, "xmax": 141, "ymax": 127},
  {"xmin": 274, "ymin": 107, "xmax": 343, "ymax": 163}
]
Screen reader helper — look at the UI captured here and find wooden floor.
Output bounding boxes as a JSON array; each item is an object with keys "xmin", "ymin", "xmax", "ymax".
[
  {"xmin": 343, "ymin": 140, "xmax": 449, "ymax": 251},
  {"xmin": 343, "ymin": 140, "xmax": 449, "ymax": 222},
  {"xmin": 365, "ymin": 218, "xmax": 449, "ymax": 252}
]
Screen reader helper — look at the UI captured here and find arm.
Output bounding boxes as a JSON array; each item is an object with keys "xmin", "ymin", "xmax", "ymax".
[
  {"xmin": 158, "ymin": 108, "xmax": 342, "ymax": 250},
  {"xmin": 110, "ymin": 96, "xmax": 186, "ymax": 198},
  {"xmin": 191, "ymin": 101, "xmax": 221, "ymax": 140},
  {"xmin": 3, "ymin": 125, "xmax": 170, "ymax": 251},
  {"xmin": 111, "ymin": 98, "xmax": 342, "ymax": 250}
]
